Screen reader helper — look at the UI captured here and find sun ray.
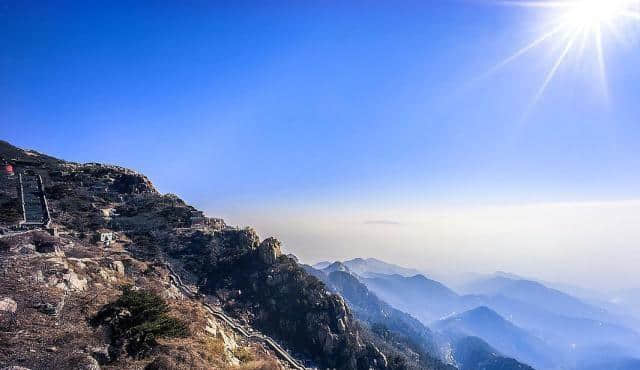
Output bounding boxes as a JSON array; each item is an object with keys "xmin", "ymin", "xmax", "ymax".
[
  {"xmin": 495, "ymin": 1, "xmax": 578, "ymax": 9},
  {"xmin": 530, "ymin": 31, "xmax": 579, "ymax": 108},
  {"xmin": 594, "ymin": 24, "xmax": 610, "ymax": 101},
  {"xmin": 484, "ymin": 0, "xmax": 640, "ymax": 118},
  {"xmin": 578, "ymin": 24, "xmax": 590, "ymax": 58},
  {"xmin": 480, "ymin": 24, "xmax": 567, "ymax": 80}
]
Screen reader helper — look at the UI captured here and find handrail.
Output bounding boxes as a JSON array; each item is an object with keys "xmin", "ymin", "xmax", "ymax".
[{"xmin": 162, "ymin": 263, "xmax": 306, "ymax": 370}]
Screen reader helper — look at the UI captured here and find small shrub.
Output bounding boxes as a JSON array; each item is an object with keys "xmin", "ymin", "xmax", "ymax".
[
  {"xmin": 92, "ymin": 286, "xmax": 189, "ymax": 358},
  {"xmin": 201, "ymin": 336, "xmax": 226, "ymax": 363},
  {"xmin": 236, "ymin": 360, "xmax": 281, "ymax": 370},
  {"xmin": 234, "ymin": 347, "xmax": 255, "ymax": 363},
  {"xmin": 204, "ymin": 337, "xmax": 225, "ymax": 358},
  {"xmin": 32, "ymin": 232, "xmax": 57, "ymax": 253},
  {"xmin": 0, "ymin": 199, "xmax": 22, "ymax": 223},
  {"xmin": 0, "ymin": 239, "xmax": 10, "ymax": 252},
  {"xmin": 0, "ymin": 312, "xmax": 17, "ymax": 332}
]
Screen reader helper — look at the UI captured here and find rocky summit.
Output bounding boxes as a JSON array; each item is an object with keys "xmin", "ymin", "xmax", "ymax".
[{"xmin": 0, "ymin": 140, "xmax": 453, "ymax": 370}]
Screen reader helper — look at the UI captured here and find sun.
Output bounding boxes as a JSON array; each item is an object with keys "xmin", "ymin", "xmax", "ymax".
[
  {"xmin": 487, "ymin": 0, "xmax": 640, "ymax": 111},
  {"xmin": 561, "ymin": 0, "xmax": 636, "ymax": 29}
]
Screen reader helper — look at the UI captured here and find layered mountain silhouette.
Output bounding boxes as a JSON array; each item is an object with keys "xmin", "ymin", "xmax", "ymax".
[
  {"xmin": 362, "ymin": 273, "xmax": 460, "ymax": 324},
  {"xmin": 452, "ymin": 336, "xmax": 534, "ymax": 370},
  {"xmin": 434, "ymin": 306, "xmax": 554, "ymax": 369},
  {"xmin": 320, "ymin": 257, "xmax": 640, "ymax": 370},
  {"xmin": 309, "ymin": 261, "xmax": 534, "ymax": 370},
  {"xmin": 316, "ymin": 257, "xmax": 425, "ymax": 278},
  {"xmin": 305, "ymin": 265, "xmax": 454, "ymax": 369}
]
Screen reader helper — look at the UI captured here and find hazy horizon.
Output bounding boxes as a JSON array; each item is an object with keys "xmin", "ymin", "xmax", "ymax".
[{"xmin": 207, "ymin": 198, "xmax": 640, "ymax": 293}]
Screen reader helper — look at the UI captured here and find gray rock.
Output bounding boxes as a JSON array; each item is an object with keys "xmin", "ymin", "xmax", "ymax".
[
  {"xmin": 257, "ymin": 237, "xmax": 282, "ymax": 265},
  {"xmin": 34, "ymin": 302, "xmax": 57, "ymax": 316},
  {"xmin": 62, "ymin": 354, "xmax": 101, "ymax": 370},
  {"xmin": 63, "ymin": 271, "xmax": 88, "ymax": 291},
  {"xmin": 0, "ymin": 297, "xmax": 17, "ymax": 313},
  {"xmin": 90, "ymin": 345, "xmax": 111, "ymax": 365},
  {"xmin": 111, "ymin": 261, "xmax": 125, "ymax": 276}
]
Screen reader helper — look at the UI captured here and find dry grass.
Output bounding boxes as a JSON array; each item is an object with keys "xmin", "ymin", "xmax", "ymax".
[
  {"xmin": 234, "ymin": 346, "xmax": 255, "ymax": 363},
  {"xmin": 200, "ymin": 336, "xmax": 227, "ymax": 363},
  {"xmin": 233, "ymin": 359, "xmax": 282, "ymax": 370}
]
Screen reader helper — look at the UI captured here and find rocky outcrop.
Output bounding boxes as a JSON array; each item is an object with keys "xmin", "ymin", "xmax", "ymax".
[
  {"xmin": 307, "ymin": 267, "xmax": 453, "ymax": 369},
  {"xmin": 257, "ymin": 237, "xmax": 282, "ymax": 265},
  {"xmin": 0, "ymin": 298, "xmax": 17, "ymax": 314}
]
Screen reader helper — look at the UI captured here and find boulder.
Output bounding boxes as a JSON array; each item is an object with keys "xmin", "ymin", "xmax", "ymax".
[
  {"xmin": 33, "ymin": 233, "xmax": 57, "ymax": 253},
  {"xmin": 257, "ymin": 237, "xmax": 282, "ymax": 265},
  {"xmin": 34, "ymin": 302, "xmax": 57, "ymax": 316},
  {"xmin": 366, "ymin": 344, "xmax": 389, "ymax": 369},
  {"xmin": 111, "ymin": 261, "xmax": 125, "ymax": 276},
  {"xmin": 61, "ymin": 354, "xmax": 101, "ymax": 370},
  {"xmin": 286, "ymin": 253, "xmax": 299, "ymax": 263},
  {"xmin": 0, "ymin": 297, "xmax": 17, "ymax": 313},
  {"xmin": 63, "ymin": 271, "xmax": 88, "ymax": 291},
  {"xmin": 221, "ymin": 227, "xmax": 260, "ymax": 254},
  {"xmin": 90, "ymin": 345, "xmax": 111, "ymax": 365},
  {"xmin": 318, "ymin": 324, "xmax": 339, "ymax": 354}
]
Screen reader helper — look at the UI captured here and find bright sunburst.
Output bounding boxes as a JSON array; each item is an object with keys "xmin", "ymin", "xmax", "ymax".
[{"xmin": 490, "ymin": 0, "xmax": 640, "ymax": 110}]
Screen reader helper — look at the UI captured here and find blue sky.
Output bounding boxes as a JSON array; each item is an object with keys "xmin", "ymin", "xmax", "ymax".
[{"xmin": 2, "ymin": 1, "xmax": 640, "ymax": 286}]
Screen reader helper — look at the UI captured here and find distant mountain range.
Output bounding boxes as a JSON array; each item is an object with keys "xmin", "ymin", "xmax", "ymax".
[
  {"xmin": 452, "ymin": 336, "xmax": 534, "ymax": 370},
  {"xmin": 460, "ymin": 275, "xmax": 609, "ymax": 322},
  {"xmin": 434, "ymin": 306, "xmax": 554, "ymax": 370},
  {"xmin": 313, "ymin": 257, "xmax": 423, "ymax": 277},
  {"xmin": 317, "ymin": 257, "xmax": 640, "ymax": 370},
  {"xmin": 362, "ymin": 273, "xmax": 459, "ymax": 324},
  {"xmin": 308, "ymin": 261, "xmax": 535, "ymax": 370}
]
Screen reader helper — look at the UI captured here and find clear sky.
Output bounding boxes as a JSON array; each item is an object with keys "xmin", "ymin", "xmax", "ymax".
[{"xmin": 2, "ymin": 1, "xmax": 640, "ymax": 290}]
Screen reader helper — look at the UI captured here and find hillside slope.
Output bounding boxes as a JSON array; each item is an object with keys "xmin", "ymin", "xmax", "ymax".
[{"xmin": 0, "ymin": 229, "xmax": 285, "ymax": 369}]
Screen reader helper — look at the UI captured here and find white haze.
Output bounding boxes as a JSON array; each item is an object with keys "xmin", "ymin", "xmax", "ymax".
[{"xmin": 209, "ymin": 199, "xmax": 640, "ymax": 293}]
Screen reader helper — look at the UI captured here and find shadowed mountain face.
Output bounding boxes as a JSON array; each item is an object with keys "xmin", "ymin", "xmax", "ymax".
[
  {"xmin": 463, "ymin": 274, "xmax": 640, "ymax": 331},
  {"xmin": 580, "ymin": 357, "xmax": 640, "ymax": 370},
  {"xmin": 362, "ymin": 273, "xmax": 460, "ymax": 324},
  {"xmin": 459, "ymin": 293, "xmax": 640, "ymax": 355},
  {"xmin": 434, "ymin": 306, "xmax": 554, "ymax": 370},
  {"xmin": 458, "ymin": 275, "xmax": 640, "ymax": 361},
  {"xmin": 461, "ymin": 276, "xmax": 608, "ymax": 322},
  {"xmin": 452, "ymin": 336, "xmax": 534, "ymax": 370}
]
